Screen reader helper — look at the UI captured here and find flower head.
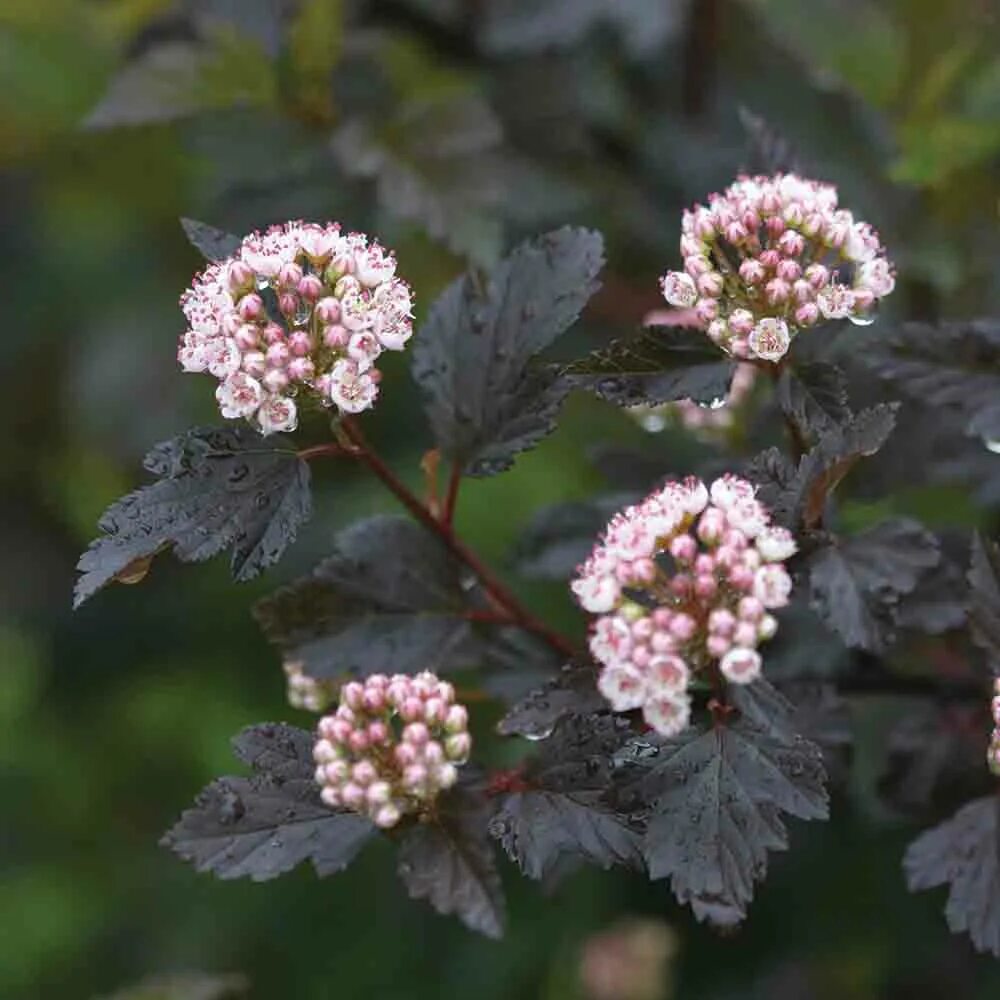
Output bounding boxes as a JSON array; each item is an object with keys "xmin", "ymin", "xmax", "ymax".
[
  {"xmin": 314, "ymin": 672, "xmax": 470, "ymax": 828},
  {"xmin": 571, "ymin": 475, "xmax": 796, "ymax": 736},
  {"xmin": 659, "ymin": 174, "xmax": 895, "ymax": 362},
  {"xmin": 179, "ymin": 222, "xmax": 413, "ymax": 434}
]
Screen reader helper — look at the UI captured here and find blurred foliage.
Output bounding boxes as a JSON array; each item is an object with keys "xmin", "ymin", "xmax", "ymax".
[{"xmin": 2, "ymin": 0, "xmax": 1000, "ymax": 997}]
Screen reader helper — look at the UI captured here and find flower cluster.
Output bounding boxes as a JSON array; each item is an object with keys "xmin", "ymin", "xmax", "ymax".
[
  {"xmin": 284, "ymin": 660, "xmax": 339, "ymax": 713},
  {"xmin": 313, "ymin": 672, "xmax": 471, "ymax": 829},
  {"xmin": 571, "ymin": 475, "xmax": 796, "ymax": 736},
  {"xmin": 178, "ymin": 221, "xmax": 413, "ymax": 434},
  {"xmin": 629, "ymin": 363, "xmax": 757, "ymax": 436},
  {"xmin": 659, "ymin": 174, "xmax": 895, "ymax": 362},
  {"xmin": 989, "ymin": 678, "xmax": 1000, "ymax": 777}
]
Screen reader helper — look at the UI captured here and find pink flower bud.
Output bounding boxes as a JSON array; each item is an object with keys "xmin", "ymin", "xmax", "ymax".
[
  {"xmin": 444, "ymin": 704, "xmax": 468, "ymax": 733},
  {"xmin": 435, "ymin": 763, "xmax": 458, "ymax": 789},
  {"xmin": 288, "ymin": 330, "xmax": 312, "ymax": 356},
  {"xmin": 708, "ymin": 609, "xmax": 736, "ymax": 635},
  {"xmin": 348, "ymin": 730, "xmax": 369, "ymax": 753},
  {"xmin": 669, "ymin": 573, "xmax": 692, "ymax": 597},
  {"xmin": 278, "ymin": 261, "xmax": 303, "ymax": 287},
  {"xmin": 695, "ymin": 297, "xmax": 719, "ymax": 323},
  {"xmin": 778, "ymin": 230, "xmax": 805, "ymax": 257},
  {"xmin": 720, "ymin": 647, "xmax": 762, "ymax": 683},
  {"xmin": 733, "ymin": 622, "xmax": 758, "ymax": 647},
  {"xmin": 424, "ymin": 697, "xmax": 446, "ymax": 724},
  {"xmin": 805, "ymin": 263, "xmax": 829, "ymax": 288},
  {"xmin": 776, "ymin": 259, "xmax": 801, "ymax": 282},
  {"xmin": 237, "ymin": 294, "xmax": 263, "ymax": 321},
  {"xmin": 697, "ymin": 272, "xmax": 724, "ymax": 297},
  {"xmin": 228, "ymin": 260, "xmax": 254, "ymax": 292},
  {"xmin": 298, "ymin": 274, "xmax": 324, "ymax": 301},
  {"xmin": 445, "ymin": 732, "xmax": 472, "ymax": 761},
  {"xmin": 315, "ymin": 296, "xmax": 341, "ymax": 325},
  {"xmin": 287, "ymin": 357, "xmax": 315, "ymax": 381},
  {"xmin": 352, "ymin": 760, "xmax": 377, "ymax": 785},
  {"xmin": 266, "ymin": 342, "xmax": 290, "ymax": 368},
  {"xmin": 400, "ymin": 697, "xmax": 424, "ymax": 722},
  {"xmin": 694, "ymin": 574, "xmax": 718, "ymax": 598},
  {"xmin": 278, "ymin": 292, "xmax": 298, "ymax": 315},
  {"xmin": 729, "ymin": 565, "xmax": 755, "ymax": 590},
  {"xmin": 394, "ymin": 743, "xmax": 417, "ymax": 767},
  {"xmin": 323, "ymin": 324, "xmax": 349, "ymax": 349},
  {"xmin": 403, "ymin": 764, "xmax": 428, "ymax": 790},
  {"xmin": 765, "ymin": 278, "xmax": 790, "ymax": 305},
  {"xmin": 364, "ymin": 721, "xmax": 387, "ymax": 746},
  {"xmin": 697, "ymin": 509, "xmax": 725, "ymax": 544},
  {"xmin": 631, "ymin": 557, "xmax": 656, "ymax": 582},
  {"xmin": 794, "ymin": 303, "xmax": 820, "ymax": 327},
  {"xmin": 341, "ymin": 782, "xmax": 365, "ymax": 808},
  {"xmin": 313, "ymin": 738, "xmax": 338, "ymax": 764},
  {"xmin": 669, "ymin": 613, "xmax": 696, "ymax": 641},
  {"xmin": 759, "ymin": 249, "xmax": 781, "ymax": 269},
  {"xmin": 706, "ymin": 634, "xmax": 731, "ymax": 658},
  {"xmin": 728, "ymin": 309, "xmax": 754, "ymax": 335},
  {"xmin": 684, "ymin": 256, "xmax": 711, "ymax": 278},
  {"xmin": 403, "ymin": 722, "xmax": 429, "ymax": 746},
  {"xmin": 632, "ymin": 617, "xmax": 654, "ymax": 641},
  {"xmin": 262, "ymin": 369, "xmax": 289, "ymax": 394},
  {"xmin": 423, "ymin": 741, "xmax": 445, "ymax": 766},
  {"xmin": 739, "ymin": 259, "xmax": 765, "ymax": 285},
  {"xmin": 235, "ymin": 324, "xmax": 259, "ymax": 351},
  {"xmin": 651, "ymin": 608, "xmax": 674, "ymax": 629},
  {"xmin": 670, "ymin": 534, "xmax": 697, "ymax": 563},
  {"xmin": 320, "ymin": 786, "xmax": 342, "ymax": 808}
]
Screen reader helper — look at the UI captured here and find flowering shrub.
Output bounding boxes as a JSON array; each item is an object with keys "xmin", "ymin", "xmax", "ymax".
[
  {"xmin": 76, "ymin": 153, "xmax": 1000, "ymax": 960},
  {"xmin": 179, "ymin": 221, "xmax": 412, "ymax": 432},
  {"xmin": 659, "ymin": 174, "xmax": 895, "ymax": 362}
]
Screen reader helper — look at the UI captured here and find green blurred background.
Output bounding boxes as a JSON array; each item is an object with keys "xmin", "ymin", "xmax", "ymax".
[{"xmin": 3, "ymin": 1, "xmax": 1000, "ymax": 997}]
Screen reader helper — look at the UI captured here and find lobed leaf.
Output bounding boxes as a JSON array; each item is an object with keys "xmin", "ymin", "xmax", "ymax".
[
  {"xmin": 807, "ymin": 518, "xmax": 941, "ymax": 653},
  {"xmin": 904, "ymin": 795, "xmax": 1000, "ymax": 958},
  {"xmin": 412, "ymin": 227, "xmax": 605, "ymax": 476},
  {"xmin": 490, "ymin": 715, "xmax": 642, "ymax": 879},
  {"xmin": 619, "ymin": 713, "xmax": 828, "ymax": 927},
  {"xmin": 397, "ymin": 786, "xmax": 506, "ymax": 938},
  {"xmin": 161, "ymin": 723, "xmax": 375, "ymax": 881},
  {"xmin": 497, "ymin": 662, "xmax": 605, "ymax": 739},
  {"xmin": 867, "ymin": 319, "xmax": 1000, "ymax": 442},
  {"xmin": 775, "ymin": 361, "xmax": 851, "ymax": 443},
  {"xmin": 253, "ymin": 515, "xmax": 494, "ymax": 680},
  {"xmin": 75, "ymin": 426, "xmax": 311, "ymax": 607},
  {"xmin": 563, "ymin": 327, "xmax": 736, "ymax": 409}
]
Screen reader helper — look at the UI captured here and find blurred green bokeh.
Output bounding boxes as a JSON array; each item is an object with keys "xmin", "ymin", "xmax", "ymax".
[{"xmin": 2, "ymin": 1, "xmax": 1000, "ymax": 998}]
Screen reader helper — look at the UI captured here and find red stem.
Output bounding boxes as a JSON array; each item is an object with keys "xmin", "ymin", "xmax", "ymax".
[
  {"xmin": 442, "ymin": 464, "xmax": 462, "ymax": 527},
  {"xmin": 337, "ymin": 419, "xmax": 578, "ymax": 660}
]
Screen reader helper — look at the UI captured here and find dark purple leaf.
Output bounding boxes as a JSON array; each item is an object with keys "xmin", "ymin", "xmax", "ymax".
[
  {"xmin": 969, "ymin": 532, "xmax": 1000, "ymax": 673},
  {"xmin": 180, "ymin": 217, "xmax": 241, "ymax": 261},
  {"xmin": 497, "ymin": 662, "xmax": 605, "ymax": 739},
  {"xmin": 411, "ymin": 227, "xmax": 605, "ymax": 476},
  {"xmin": 490, "ymin": 715, "xmax": 642, "ymax": 878},
  {"xmin": 161, "ymin": 723, "xmax": 375, "ymax": 881},
  {"xmin": 75, "ymin": 426, "xmax": 311, "ymax": 607},
  {"xmin": 563, "ymin": 327, "xmax": 736, "ymax": 408},
  {"xmin": 904, "ymin": 794, "xmax": 1000, "ymax": 957},
  {"xmin": 253, "ymin": 516, "xmax": 496, "ymax": 680},
  {"xmin": 397, "ymin": 786, "xmax": 506, "ymax": 938}
]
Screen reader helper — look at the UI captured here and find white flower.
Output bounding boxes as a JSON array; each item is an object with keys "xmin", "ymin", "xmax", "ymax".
[
  {"xmin": 857, "ymin": 258, "xmax": 895, "ymax": 298},
  {"xmin": 719, "ymin": 647, "xmax": 762, "ymax": 684},
  {"xmin": 329, "ymin": 359, "xmax": 378, "ymax": 414},
  {"xmin": 753, "ymin": 564, "xmax": 793, "ymax": 609},
  {"xmin": 215, "ymin": 371, "xmax": 263, "ymax": 418},
  {"xmin": 726, "ymin": 497, "xmax": 769, "ymax": 539},
  {"xmin": 660, "ymin": 270, "xmax": 698, "ymax": 308},
  {"xmin": 355, "ymin": 244, "xmax": 396, "ymax": 287},
  {"xmin": 642, "ymin": 692, "xmax": 691, "ymax": 737},
  {"xmin": 817, "ymin": 284, "xmax": 856, "ymax": 319},
  {"xmin": 257, "ymin": 395, "xmax": 298, "ymax": 435},
  {"xmin": 572, "ymin": 572, "xmax": 620, "ymax": 614},
  {"xmin": 756, "ymin": 526, "xmax": 797, "ymax": 562},
  {"xmin": 597, "ymin": 665, "xmax": 647, "ymax": 712},
  {"xmin": 748, "ymin": 318, "xmax": 790, "ymax": 362},
  {"xmin": 709, "ymin": 474, "xmax": 755, "ymax": 510},
  {"xmin": 646, "ymin": 654, "xmax": 689, "ymax": 694},
  {"xmin": 347, "ymin": 331, "xmax": 383, "ymax": 372},
  {"xmin": 205, "ymin": 338, "xmax": 242, "ymax": 379}
]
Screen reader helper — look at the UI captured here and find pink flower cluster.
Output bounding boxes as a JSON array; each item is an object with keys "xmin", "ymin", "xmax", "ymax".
[
  {"xmin": 178, "ymin": 221, "xmax": 413, "ymax": 435},
  {"xmin": 659, "ymin": 174, "xmax": 895, "ymax": 362},
  {"xmin": 313, "ymin": 672, "xmax": 471, "ymax": 829},
  {"xmin": 630, "ymin": 363, "xmax": 758, "ymax": 437},
  {"xmin": 284, "ymin": 660, "xmax": 338, "ymax": 713},
  {"xmin": 989, "ymin": 678, "xmax": 1000, "ymax": 777},
  {"xmin": 571, "ymin": 475, "xmax": 796, "ymax": 736}
]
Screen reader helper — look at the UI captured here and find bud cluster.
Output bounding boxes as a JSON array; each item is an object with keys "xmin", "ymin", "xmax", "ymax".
[
  {"xmin": 313, "ymin": 672, "xmax": 471, "ymax": 829},
  {"xmin": 630, "ymin": 363, "xmax": 757, "ymax": 437},
  {"xmin": 571, "ymin": 475, "xmax": 796, "ymax": 736},
  {"xmin": 284, "ymin": 660, "xmax": 338, "ymax": 713},
  {"xmin": 178, "ymin": 221, "xmax": 413, "ymax": 434},
  {"xmin": 989, "ymin": 678, "xmax": 1000, "ymax": 777},
  {"xmin": 659, "ymin": 174, "xmax": 895, "ymax": 362}
]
